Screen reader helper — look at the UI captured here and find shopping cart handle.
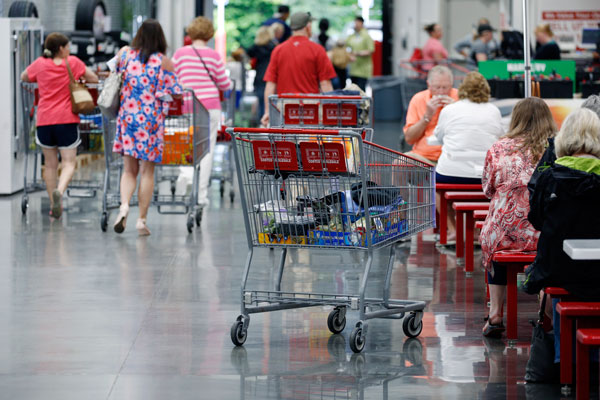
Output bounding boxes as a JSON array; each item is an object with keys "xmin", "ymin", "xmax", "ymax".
[
  {"xmin": 277, "ymin": 93, "xmax": 364, "ymax": 100},
  {"xmin": 231, "ymin": 127, "xmax": 347, "ymax": 136}
]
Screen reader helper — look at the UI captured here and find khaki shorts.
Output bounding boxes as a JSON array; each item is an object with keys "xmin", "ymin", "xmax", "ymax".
[{"xmin": 404, "ymin": 151, "xmax": 437, "ymax": 166}]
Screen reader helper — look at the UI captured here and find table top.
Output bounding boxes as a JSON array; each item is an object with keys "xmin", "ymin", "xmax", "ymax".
[{"xmin": 563, "ymin": 239, "xmax": 600, "ymax": 260}]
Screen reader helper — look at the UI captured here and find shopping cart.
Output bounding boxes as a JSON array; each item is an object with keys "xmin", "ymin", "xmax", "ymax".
[
  {"xmin": 100, "ymin": 89, "xmax": 210, "ymax": 233},
  {"xmin": 268, "ymin": 93, "xmax": 373, "ymax": 130},
  {"xmin": 20, "ymin": 81, "xmax": 105, "ymax": 214},
  {"xmin": 227, "ymin": 126, "xmax": 435, "ymax": 353},
  {"xmin": 211, "ymin": 83, "xmax": 237, "ymax": 203}
]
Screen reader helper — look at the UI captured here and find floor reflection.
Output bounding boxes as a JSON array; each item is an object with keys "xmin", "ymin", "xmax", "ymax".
[{"xmin": 1, "ymin": 169, "xmax": 593, "ymax": 399}]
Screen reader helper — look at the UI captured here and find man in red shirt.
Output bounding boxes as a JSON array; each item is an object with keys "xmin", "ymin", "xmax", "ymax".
[{"xmin": 261, "ymin": 11, "xmax": 336, "ymax": 126}]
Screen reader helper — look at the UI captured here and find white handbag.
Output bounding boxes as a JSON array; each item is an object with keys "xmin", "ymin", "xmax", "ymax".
[
  {"xmin": 98, "ymin": 53, "xmax": 128, "ymax": 118},
  {"xmin": 97, "ymin": 70, "xmax": 122, "ymax": 118}
]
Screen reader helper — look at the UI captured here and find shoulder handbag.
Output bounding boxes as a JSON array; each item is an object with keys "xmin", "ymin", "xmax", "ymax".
[
  {"xmin": 191, "ymin": 46, "xmax": 225, "ymax": 102},
  {"xmin": 65, "ymin": 59, "xmax": 95, "ymax": 115},
  {"xmin": 524, "ymin": 293, "xmax": 560, "ymax": 383},
  {"xmin": 98, "ymin": 51, "xmax": 129, "ymax": 118}
]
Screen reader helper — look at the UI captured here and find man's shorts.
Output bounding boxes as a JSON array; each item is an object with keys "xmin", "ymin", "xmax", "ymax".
[{"xmin": 36, "ymin": 123, "xmax": 80, "ymax": 149}]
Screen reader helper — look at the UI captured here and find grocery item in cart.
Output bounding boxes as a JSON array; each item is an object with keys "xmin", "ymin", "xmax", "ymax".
[{"xmin": 162, "ymin": 127, "xmax": 194, "ymax": 165}]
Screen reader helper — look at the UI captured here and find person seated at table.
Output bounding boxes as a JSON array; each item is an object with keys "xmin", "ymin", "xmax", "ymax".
[
  {"xmin": 434, "ymin": 71, "xmax": 503, "ymax": 242},
  {"xmin": 480, "ymin": 97, "xmax": 557, "ymax": 337},
  {"xmin": 524, "ymin": 108, "xmax": 600, "ymax": 364},
  {"xmin": 529, "ymin": 94, "xmax": 600, "ymax": 194},
  {"xmin": 403, "ymin": 65, "xmax": 458, "ymax": 165}
]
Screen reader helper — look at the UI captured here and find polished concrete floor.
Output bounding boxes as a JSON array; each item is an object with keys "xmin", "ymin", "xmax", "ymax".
[{"xmin": 0, "ymin": 123, "xmax": 588, "ymax": 399}]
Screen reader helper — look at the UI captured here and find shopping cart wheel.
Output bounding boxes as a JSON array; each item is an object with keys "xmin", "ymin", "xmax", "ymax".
[
  {"xmin": 327, "ymin": 334, "xmax": 346, "ymax": 362},
  {"xmin": 195, "ymin": 209, "xmax": 203, "ymax": 226},
  {"xmin": 403, "ymin": 338, "xmax": 423, "ymax": 366},
  {"xmin": 187, "ymin": 215, "xmax": 194, "ymax": 233},
  {"xmin": 402, "ymin": 312, "xmax": 423, "ymax": 338},
  {"xmin": 350, "ymin": 353, "xmax": 366, "ymax": 376},
  {"xmin": 101, "ymin": 212, "xmax": 108, "ymax": 232},
  {"xmin": 21, "ymin": 195, "xmax": 28, "ymax": 215},
  {"xmin": 229, "ymin": 190, "xmax": 235, "ymax": 203},
  {"xmin": 327, "ymin": 307, "xmax": 346, "ymax": 334},
  {"xmin": 349, "ymin": 326, "xmax": 365, "ymax": 353},
  {"xmin": 230, "ymin": 320, "xmax": 247, "ymax": 346}
]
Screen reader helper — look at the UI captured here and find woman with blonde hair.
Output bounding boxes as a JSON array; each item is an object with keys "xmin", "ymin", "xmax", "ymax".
[
  {"xmin": 246, "ymin": 26, "xmax": 276, "ymax": 119},
  {"xmin": 534, "ymin": 24, "xmax": 561, "ymax": 60},
  {"xmin": 433, "ymin": 71, "xmax": 503, "ymax": 241},
  {"xmin": 268, "ymin": 23, "xmax": 285, "ymax": 44},
  {"xmin": 480, "ymin": 97, "xmax": 557, "ymax": 337},
  {"xmin": 172, "ymin": 17, "xmax": 233, "ymax": 209}
]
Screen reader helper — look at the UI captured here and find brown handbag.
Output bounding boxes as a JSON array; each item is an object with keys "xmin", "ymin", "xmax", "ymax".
[{"xmin": 65, "ymin": 59, "xmax": 95, "ymax": 114}]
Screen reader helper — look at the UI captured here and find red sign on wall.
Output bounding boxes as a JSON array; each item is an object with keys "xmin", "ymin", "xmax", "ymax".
[
  {"xmin": 284, "ymin": 103, "xmax": 319, "ymax": 125},
  {"xmin": 299, "ymin": 142, "xmax": 347, "ymax": 172},
  {"xmin": 252, "ymin": 141, "xmax": 299, "ymax": 171},
  {"xmin": 542, "ymin": 10, "xmax": 600, "ymax": 20},
  {"xmin": 322, "ymin": 103, "xmax": 358, "ymax": 126}
]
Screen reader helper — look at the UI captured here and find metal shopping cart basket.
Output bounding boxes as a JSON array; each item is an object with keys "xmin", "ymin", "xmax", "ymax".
[
  {"xmin": 268, "ymin": 93, "xmax": 372, "ymax": 130},
  {"xmin": 100, "ymin": 89, "xmax": 210, "ymax": 233},
  {"xmin": 211, "ymin": 83, "xmax": 237, "ymax": 203},
  {"xmin": 20, "ymin": 81, "xmax": 105, "ymax": 214},
  {"xmin": 227, "ymin": 126, "xmax": 435, "ymax": 353}
]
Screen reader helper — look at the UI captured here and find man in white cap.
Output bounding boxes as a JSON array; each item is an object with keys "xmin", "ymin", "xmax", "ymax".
[{"xmin": 261, "ymin": 11, "xmax": 336, "ymax": 126}]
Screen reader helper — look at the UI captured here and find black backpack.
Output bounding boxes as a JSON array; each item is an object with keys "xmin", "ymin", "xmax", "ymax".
[{"xmin": 500, "ymin": 30, "xmax": 525, "ymax": 60}]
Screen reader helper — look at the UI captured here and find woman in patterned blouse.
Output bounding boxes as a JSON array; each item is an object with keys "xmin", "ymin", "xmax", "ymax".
[{"xmin": 480, "ymin": 97, "xmax": 557, "ymax": 337}]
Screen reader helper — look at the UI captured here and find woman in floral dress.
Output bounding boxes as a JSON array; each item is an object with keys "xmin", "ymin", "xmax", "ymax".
[
  {"xmin": 112, "ymin": 19, "xmax": 182, "ymax": 236},
  {"xmin": 480, "ymin": 97, "xmax": 557, "ymax": 337}
]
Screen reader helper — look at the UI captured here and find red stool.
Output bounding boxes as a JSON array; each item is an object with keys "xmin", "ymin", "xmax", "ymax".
[
  {"xmin": 474, "ymin": 209, "xmax": 488, "ymax": 221},
  {"xmin": 453, "ymin": 202, "xmax": 490, "ymax": 272},
  {"xmin": 576, "ymin": 328, "xmax": 600, "ymax": 400},
  {"xmin": 556, "ymin": 302, "xmax": 600, "ymax": 393},
  {"xmin": 436, "ymin": 183, "xmax": 482, "ymax": 245},
  {"xmin": 491, "ymin": 252, "xmax": 536, "ymax": 342}
]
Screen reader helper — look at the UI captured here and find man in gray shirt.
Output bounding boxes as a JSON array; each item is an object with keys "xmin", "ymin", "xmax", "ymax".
[
  {"xmin": 471, "ymin": 24, "xmax": 496, "ymax": 63},
  {"xmin": 454, "ymin": 18, "xmax": 498, "ymax": 59}
]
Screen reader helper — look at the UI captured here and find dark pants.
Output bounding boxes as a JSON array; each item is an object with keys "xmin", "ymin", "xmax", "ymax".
[
  {"xmin": 334, "ymin": 67, "xmax": 348, "ymax": 90},
  {"xmin": 350, "ymin": 76, "xmax": 367, "ymax": 91},
  {"xmin": 255, "ymin": 83, "xmax": 266, "ymax": 121},
  {"xmin": 435, "ymin": 172, "xmax": 482, "ymax": 185}
]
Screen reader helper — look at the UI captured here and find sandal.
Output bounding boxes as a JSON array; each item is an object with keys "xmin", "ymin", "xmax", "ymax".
[
  {"xmin": 51, "ymin": 189, "xmax": 62, "ymax": 219},
  {"xmin": 483, "ymin": 315, "xmax": 505, "ymax": 338},
  {"xmin": 114, "ymin": 205, "xmax": 129, "ymax": 234}
]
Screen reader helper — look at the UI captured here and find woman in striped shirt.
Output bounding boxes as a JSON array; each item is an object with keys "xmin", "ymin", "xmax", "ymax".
[{"xmin": 173, "ymin": 17, "xmax": 233, "ymax": 207}]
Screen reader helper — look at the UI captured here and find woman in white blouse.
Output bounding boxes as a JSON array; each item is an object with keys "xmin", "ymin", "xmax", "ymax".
[{"xmin": 434, "ymin": 71, "xmax": 503, "ymax": 242}]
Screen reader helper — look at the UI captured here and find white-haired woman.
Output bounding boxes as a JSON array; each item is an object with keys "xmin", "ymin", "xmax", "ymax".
[{"xmin": 524, "ymin": 108, "xmax": 600, "ymax": 364}]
